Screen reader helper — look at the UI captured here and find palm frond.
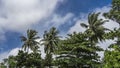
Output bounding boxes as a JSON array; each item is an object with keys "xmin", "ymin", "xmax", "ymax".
[{"xmin": 80, "ymin": 23, "xmax": 88, "ymax": 28}]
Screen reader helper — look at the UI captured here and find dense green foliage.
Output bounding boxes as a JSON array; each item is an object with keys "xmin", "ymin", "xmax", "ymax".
[{"xmin": 1, "ymin": 0, "xmax": 120, "ymax": 68}]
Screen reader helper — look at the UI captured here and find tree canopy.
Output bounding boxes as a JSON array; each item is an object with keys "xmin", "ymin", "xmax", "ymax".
[{"xmin": 1, "ymin": 0, "xmax": 120, "ymax": 68}]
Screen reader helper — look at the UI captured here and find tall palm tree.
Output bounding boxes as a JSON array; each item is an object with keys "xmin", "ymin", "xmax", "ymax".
[
  {"xmin": 80, "ymin": 13, "xmax": 108, "ymax": 43},
  {"xmin": 20, "ymin": 29, "xmax": 40, "ymax": 53},
  {"xmin": 80, "ymin": 13, "xmax": 107, "ymax": 68},
  {"xmin": 42, "ymin": 27, "xmax": 60, "ymax": 54},
  {"xmin": 42, "ymin": 27, "xmax": 60, "ymax": 68}
]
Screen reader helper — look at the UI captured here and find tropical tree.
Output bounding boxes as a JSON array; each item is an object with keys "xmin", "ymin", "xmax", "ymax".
[
  {"xmin": 103, "ymin": 1, "xmax": 120, "ymax": 67},
  {"xmin": 80, "ymin": 13, "xmax": 108, "ymax": 43},
  {"xmin": 103, "ymin": 44, "xmax": 120, "ymax": 68},
  {"xmin": 0, "ymin": 62, "xmax": 6, "ymax": 68},
  {"xmin": 104, "ymin": 0, "xmax": 120, "ymax": 26},
  {"xmin": 42, "ymin": 27, "xmax": 60, "ymax": 54},
  {"xmin": 20, "ymin": 29, "xmax": 40, "ymax": 53},
  {"xmin": 43, "ymin": 53, "xmax": 53, "ymax": 68},
  {"xmin": 16, "ymin": 50, "xmax": 28, "ymax": 68},
  {"xmin": 16, "ymin": 50, "xmax": 42, "ymax": 68},
  {"xmin": 55, "ymin": 32, "xmax": 103, "ymax": 68},
  {"xmin": 26, "ymin": 52, "xmax": 42, "ymax": 68},
  {"xmin": 42, "ymin": 27, "xmax": 60, "ymax": 68},
  {"xmin": 3, "ymin": 56, "xmax": 16, "ymax": 68}
]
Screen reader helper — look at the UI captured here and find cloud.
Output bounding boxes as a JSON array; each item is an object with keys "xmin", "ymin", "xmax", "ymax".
[
  {"xmin": 67, "ymin": 13, "xmax": 88, "ymax": 33},
  {"xmin": 0, "ymin": 0, "xmax": 63, "ymax": 41},
  {"xmin": 45, "ymin": 13, "xmax": 74, "ymax": 28},
  {"xmin": 0, "ymin": 0, "xmax": 59, "ymax": 30},
  {"xmin": 94, "ymin": 5, "xmax": 111, "ymax": 13},
  {"xmin": 98, "ymin": 40, "xmax": 116, "ymax": 59},
  {"xmin": 68, "ymin": 19, "xmax": 87, "ymax": 33},
  {"xmin": 94, "ymin": 6, "xmax": 119, "ymax": 30},
  {"xmin": 68, "ymin": 5, "xmax": 119, "ymax": 33},
  {"xmin": 31, "ymin": 12, "xmax": 75, "ymax": 37}
]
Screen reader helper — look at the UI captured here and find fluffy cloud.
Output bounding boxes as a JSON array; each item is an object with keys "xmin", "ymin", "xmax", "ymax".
[
  {"xmin": 0, "ymin": 0, "xmax": 63, "ymax": 41},
  {"xmin": 68, "ymin": 19, "xmax": 87, "ymax": 33},
  {"xmin": 68, "ymin": 13, "xmax": 88, "ymax": 33},
  {"xmin": 45, "ymin": 13, "xmax": 74, "ymax": 28},
  {"xmin": 0, "ymin": 0, "xmax": 57, "ymax": 30}
]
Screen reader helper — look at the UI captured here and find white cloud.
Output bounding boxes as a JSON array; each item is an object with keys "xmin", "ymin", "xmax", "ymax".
[
  {"xmin": 0, "ymin": 0, "xmax": 58, "ymax": 30},
  {"xmin": 68, "ymin": 5, "xmax": 119, "ymax": 33},
  {"xmin": 94, "ymin": 5, "xmax": 111, "ymax": 13},
  {"xmin": 8, "ymin": 48, "xmax": 20, "ymax": 56},
  {"xmin": 94, "ymin": 6, "xmax": 119, "ymax": 30},
  {"xmin": 0, "ymin": 0, "xmax": 63, "ymax": 41},
  {"xmin": 98, "ymin": 40, "xmax": 116, "ymax": 59},
  {"xmin": 68, "ymin": 13, "xmax": 88, "ymax": 33},
  {"xmin": 68, "ymin": 19, "xmax": 87, "ymax": 33},
  {"xmin": 98, "ymin": 40, "xmax": 116, "ymax": 50},
  {"xmin": 103, "ymin": 20, "xmax": 119, "ymax": 30},
  {"xmin": 45, "ymin": 13, "xmax": 74, "ymax": 28}
]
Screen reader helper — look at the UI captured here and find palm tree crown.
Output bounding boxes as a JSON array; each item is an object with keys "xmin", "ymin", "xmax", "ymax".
[
  {"xmin": 42, "ymin": 27, "xmax": 60, "ymax": 54},
  {"xmin": 80, "ymin": 13, "xmax": 108, "ymax": 43},
  {"xmin": 21, "ymin": 29, "xmax": 40, "ymax": 53}
]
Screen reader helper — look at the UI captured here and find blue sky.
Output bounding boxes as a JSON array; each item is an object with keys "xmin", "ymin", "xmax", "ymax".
[
  {"xmin": 0, "ymin": 0, "xmax": 114, "ymax": 61},
  {"xmin": 56, "ymin": 0, "xmax": 111, "ymax": 15}
]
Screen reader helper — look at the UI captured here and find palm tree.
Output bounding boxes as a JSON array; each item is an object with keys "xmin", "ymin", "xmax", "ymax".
[
  {"xmin": 80, "ymin": 13, "xmax": 108, "ymax": 43},
  {"xmin": 42, "ymin": 27, "xmax": 60, "ymax": 68},
  {"xmin": 20, "ymin": 29, "xmax": 40, "ymax": 53},
  {"xmin": 42, "ymin": 27, "xmax": 60, "ymax": 54},
  {"xmin": 80, "ymin": 13, "xmax": 107, "ymax": 68},
  {"xmin": 104, "ymin": 0, "xmax": 120, "ymax": 26}
]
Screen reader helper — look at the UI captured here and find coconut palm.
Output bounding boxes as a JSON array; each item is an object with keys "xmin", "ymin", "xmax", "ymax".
[
  {"xmin": 42, "ymin": 27, "xmax": 60, "ymax": 68},
  {"xmin": 80, "ymin": 13, "xmax": 108, "ymax": 43},
  {"xmin": 20, "ymin": 29, "xmax": 40, "ymax": 53},
  {"xmin": 42, "ymin": 27, "xmax": 60, "ymax": 54}
]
